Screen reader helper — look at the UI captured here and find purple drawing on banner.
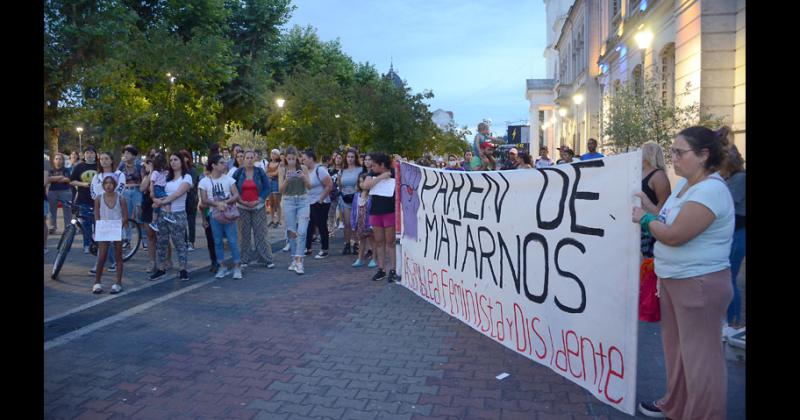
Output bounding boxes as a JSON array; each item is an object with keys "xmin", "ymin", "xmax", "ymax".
[{"xmin": 400, "ymin": 163, "xmax": 422, "ymax": 240}]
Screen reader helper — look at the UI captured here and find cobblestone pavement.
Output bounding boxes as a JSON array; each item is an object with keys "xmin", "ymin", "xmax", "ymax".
[{"xmin": 44, "ymin": 222, "xmax": 745, "ymax": 419}]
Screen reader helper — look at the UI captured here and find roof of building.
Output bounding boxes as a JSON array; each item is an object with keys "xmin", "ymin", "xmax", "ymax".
[{"xmin": 384, "ymin": 63, "xmax": 404, "ymax": 88}]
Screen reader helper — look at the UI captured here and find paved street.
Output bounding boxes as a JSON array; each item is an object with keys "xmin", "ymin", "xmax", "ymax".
[{"xmin": 44, "ymin": 215, "xmax": 746, "ymax": 419}]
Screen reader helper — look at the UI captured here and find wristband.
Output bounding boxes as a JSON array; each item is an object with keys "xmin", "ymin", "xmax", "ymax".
[{"xmin": 639, "ymin": 213, "xmax": 658, "ymax": 236}]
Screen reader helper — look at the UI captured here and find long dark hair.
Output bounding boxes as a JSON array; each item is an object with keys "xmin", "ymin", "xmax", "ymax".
[
  {"xmin": 179, "ymin": 149, "xmax": 194, "ymax": 169},
  {"xmin": 97, "ymin": 151, "xmax": 115, "ymax": 173},
  {"xmin": 284, "ymin": 146, "xmax": 300, "ymax": 171},
  {"xmin": 206, "ymin": 154, "xmax": 223, "ymax": 172},
  {"xmin": 152, "ymin": 152, "xmax": 167, "ymax": 172},
  {"xmin": 166, "ymin": 152, "xmax": 188, "ymax": 182},
  {"xmin": 677, "ymin": 125, "xmax": 731, "ymax": 173},
  {"xmin": 367, "ymin": 152, "xmax": 392, "ymax": 172},
  {"xmin": 345, "ymin": 147, "xmax": 361, "ymax": 168}
]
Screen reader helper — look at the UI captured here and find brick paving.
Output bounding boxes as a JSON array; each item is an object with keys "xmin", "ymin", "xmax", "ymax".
[{"xmin": 44, "ymin": 229, "xmax": 745, "ymax": 419}]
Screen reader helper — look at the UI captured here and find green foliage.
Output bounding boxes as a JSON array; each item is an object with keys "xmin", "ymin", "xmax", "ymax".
[
  {"xmin": 224, "ymin": 121, "xmax": 269, "ymax": 151},
  {"xmin": 604, "ymin": 72, "xmax": 726, "ymax": 162}
]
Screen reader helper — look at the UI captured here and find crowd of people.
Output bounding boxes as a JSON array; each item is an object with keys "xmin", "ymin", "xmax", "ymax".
[
  {"xmin": 44, "ymin": 123, "xmax": 746, "ymax": 420},
  {"xmin": 44, "ymin": 143, "xmax": 404, "ymax": 292}
]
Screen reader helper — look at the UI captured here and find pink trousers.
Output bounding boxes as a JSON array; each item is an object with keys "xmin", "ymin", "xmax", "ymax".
[{"xmin": 658, "ymin": 269, "xmax": 733, "ymax": 420}]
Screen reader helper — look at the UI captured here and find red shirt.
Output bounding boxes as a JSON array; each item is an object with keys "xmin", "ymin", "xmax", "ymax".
[{"xmin": 240, "ymin": 179, "xmax": 258, "ymax": 202}]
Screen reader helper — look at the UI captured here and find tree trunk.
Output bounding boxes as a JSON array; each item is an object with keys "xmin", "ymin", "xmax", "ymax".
[{"xmin": 49, "ymin": 127, "xmax": 60, "ymax": 156}]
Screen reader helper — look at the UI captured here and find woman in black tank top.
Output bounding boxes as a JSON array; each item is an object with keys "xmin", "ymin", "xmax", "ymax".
[{"xmin": 640, "ymin": 142, "xmax": 672, "ymax": 258}]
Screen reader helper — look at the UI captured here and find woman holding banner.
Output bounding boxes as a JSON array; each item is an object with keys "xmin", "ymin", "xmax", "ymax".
[
  {"xmin": 633, "ymin": 126, "xmax": 735, "ymax": 420},
  {"xmin": 363, "ymin": 152, "xmax": 397, "ymax": 284}
]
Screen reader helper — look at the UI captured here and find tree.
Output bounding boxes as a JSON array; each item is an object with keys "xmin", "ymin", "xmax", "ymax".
[
  {"xmin": 603, "ymin": 72, "xmax": 726, "ymax": 162},
  {"xmin": 223, "ymin": 121, "xmax": 269, "ymax": 151}
]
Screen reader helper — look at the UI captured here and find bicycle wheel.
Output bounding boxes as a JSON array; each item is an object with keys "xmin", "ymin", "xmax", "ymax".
[
  {"xmin": 122, "ymin": 221, "xmax": 141, "ymax": 261},
  {"xmin": 51, "ymin": 224, "xmax": 76, "ymax": 280}
]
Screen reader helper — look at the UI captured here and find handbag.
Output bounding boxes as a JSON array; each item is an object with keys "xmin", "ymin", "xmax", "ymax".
[
  {"xmin": 212, "ymin": 203, "xmax": 241, "ymax": 224},
  {"xmin": 639, "ymin": 257, "xmax": 661, "ymax": 322}
]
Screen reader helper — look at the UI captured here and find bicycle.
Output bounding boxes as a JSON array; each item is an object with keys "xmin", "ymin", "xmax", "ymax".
[{"xmin": 50, "ymin": 199, "xmax": 142, "ymax": 280}]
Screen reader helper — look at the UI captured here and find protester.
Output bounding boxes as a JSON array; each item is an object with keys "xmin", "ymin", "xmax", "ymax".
[
  {"xmin": 69, "ymin": 146, "xmax": 99, "ymax": 254},
  {"xmin": 148, "ymin": 152, "xmax": 176, "ymax": 232},
  {"xmin": 278, "ymin": 146, "xmax": 312, "ymax": 274},
  {"xmin": 226, "ymin": 144, "xmax": 243, "ymax": 171},
  {"xmin": 633, "ymin": 126, "xmax": 735, "ymax": 420},
  {"xmin": 327, "ymin": 152, "xmax": 343, "ymax": 235},
  {"xmin": 150, "ymin": 152, "xmax": 192, "ymax": 281},
  {"xmin": 351, "ymin": 172, "xmax": 377, "ymax": 268},
  {"xmin": 198, "ymin": 162, "xmax": 220, "ymax": 274},
  {"xmin": 47, "ymin": 153, "xmax": 73, "ymax": 234},
  {"xmin": 233, "ymin": 150, "xmax": 276, "ymax": 269},
  {"xmin": 581, "ymin": 138, "xmax": 605, "ymax": 160},
  {"xmin": 640, "ymin": 141, "xmax": 672, "ymax": 258},
  {"xmin": 140, "ymin": 156, "xmax": 160, "ymax": 272},
  {"xmin": 89, "ymin": 151, "xmax": 126, "ymax": 274},
  {"xmin": 445, "ymin": 154, "xmax": 465, "ymax": 171},
  {"xmin": 303, "ymin": 149, "xmax": 333, "ymax": 259},
  {"xmin": 179, "ymin": 149, "xmax": 200, "ymax": 251},
  {"xmin": 339, "ymin": 148, "xmax": 363, "ymax": 255},
  {"xmin": 473, "ymin": 122, "xmax": 492, "ymax": 156},
  {"xmin": 501, "ymin": 148, "xmax": 520, "ymax": 170},
  {"xmin": 535, "ymin": 147, "xmax": 554, "ymax": 168},
  {"xmin": 556, "ymin": 146, "xmax": 577, "ymax": 164},
  {"xmin": 67, "ymin": 151, "xmax": 80, "ymax": 174},
  {"xmin": 266, "ymin": 149, "xmax": 283, "ymax": 228},
  {"xmin": 199, "ymin": 154, "xmax": 242, "ymax": 278},
  {"xmin": 363, "ymin": 152, "xmax": 398, "ymax": 283},
  {"xmin": 478, "ymin": 142, "xmax": 497, "ymax": 170},
  {"xmin": 92, "ymin": 175, "xmax": 128, "ymax": 294},
  {"xmin": 44, "ymin": 168, "xmax": 50, "ymax": 254},
  {"xmin": 119, "ymin": 145, "xmax": 145, "ymax": 248},
  {"xmin": 462, "ymin": 150, "xmax": 479, "ymax": 171},
  {"xmin": 228, "ymin": 149, "xmax": 245, "ymax": 177},
  {"xmin": 518, "ymin": 151, "xmax": 534, "ymax": 169},
  {"xmin": 717, "ymin": 129, "xmax": 745, "ymax": 330}
]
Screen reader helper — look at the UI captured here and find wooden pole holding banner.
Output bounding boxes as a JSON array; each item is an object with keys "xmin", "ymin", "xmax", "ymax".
[{"xmin": 394, "ymin": 160, "xmax": 401, "ymax": 236}]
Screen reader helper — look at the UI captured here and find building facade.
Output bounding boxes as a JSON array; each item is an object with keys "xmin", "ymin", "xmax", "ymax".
[{"xmin": 528, "ymin": 0, "xmax": 746, "ymax": 158}]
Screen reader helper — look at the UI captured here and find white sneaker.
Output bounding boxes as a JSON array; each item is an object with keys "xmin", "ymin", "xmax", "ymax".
[
  {"xmin": 92, "ymin": 283, "xmax": 103, "ymax": 294},
  {"xmin": 215, "ymin": 267, "xmax": 229, "ymax": 278},
  {"xmin": 288, "ymin": 261, "xmax": 297, "ymax": 272},
  {"xmin": 149, "ymin": 222, "xmax": 160, "ymax": 232},
  {"xmin": 108, "ymin": 263, "xmax": 116, "ymax": 272},
  {"xmin": 282, "ymin": 243, "xmax": 291, "ymax": 252},
  {"xmin": 110, "ymin": 283, "xmax": 123, "ymax": 294},
  {"xmin": 338, "ymin": 222, "xmax": 344, "ymax": 229},
  {"xmin": 187, "ymin": 244, "xmax": 195, "ymax": 252},
  {"xmin": 232, "ymin": 268, "xmax": 243, "ymax": 279},
  {"xmin": 83, "ymin": 246, "xmax": 91, "ymax": 254},
  {"xmin": 295, "ymin": 262, "xmax": 304, "ymax": 275}
]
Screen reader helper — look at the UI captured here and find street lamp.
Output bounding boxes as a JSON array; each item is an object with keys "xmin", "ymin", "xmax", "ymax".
[
  {"xmin": 558, "ymin": 108, "xmax": 567, "ymax": 117},
  {"xmin": 76, "ymin": 126, "xmax": 84, "ymax": 152},
  {"xmin": 276, "ymin": 98, "xmax": 285, "ymax": 108},
  {"xmin": 335, "ymin": 114, "xmax": 340, "ymax": 119},
  {"xmin": 573, "ymin": 94, "xmax": 584, "ymax": 105},
  {"xmin": 634, "ymin": 29, "xmax": 654, "ymax": 50}
]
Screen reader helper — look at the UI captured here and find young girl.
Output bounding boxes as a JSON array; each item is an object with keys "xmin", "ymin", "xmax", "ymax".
[
  {"xmin": 93, "ymin": 176, "xmax": 129, "ymax": 294},
  {"xmin": 351, "ymin": 173, "xmax": 377, "ymax": 268},
  {"xmin": 149, "ymin": 153, "xmax": 175, "ymax": 232}
]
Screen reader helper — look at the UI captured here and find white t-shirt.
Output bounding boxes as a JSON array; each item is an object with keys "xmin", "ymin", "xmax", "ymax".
[
  {"xmin": 91, "ymin": 171, "xmax": 126, "ymax": 200},
  {"xmin": 227, "ymin": 166, "xmax": 240, "ymax": 178},
  {"xmin": 654, "ymin": 173, "xmax": 735, "ymax": 279},
  {"xmin": 163, "ymin": 174, "xmax": 193, "ymax": 212},
  {"xmin": 199, "ymin": 174, "xmax": 237, "ymax": 203},
  {"xmin": 308, "ymin": 164, "xmax": 332, "ymax": 204}
]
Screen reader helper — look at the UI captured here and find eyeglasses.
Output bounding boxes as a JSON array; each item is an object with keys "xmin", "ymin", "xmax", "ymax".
[{"xmin": 669, "ymin": 147, "xmax": 694, "ymax": 158}]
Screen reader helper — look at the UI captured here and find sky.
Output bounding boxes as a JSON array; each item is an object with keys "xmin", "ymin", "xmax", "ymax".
[{"xmin": 284, "ymin": 0, "xmax": 548, "ymax": 137}]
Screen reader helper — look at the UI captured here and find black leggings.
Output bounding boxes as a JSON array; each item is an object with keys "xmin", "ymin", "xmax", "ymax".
[
  {"xmin": 306, "ymin": 202, "xmax": 330, "ymax": 251},
  {"xmin": 204, "ymin": 214, "xmax": 217, "ymax": 264}
]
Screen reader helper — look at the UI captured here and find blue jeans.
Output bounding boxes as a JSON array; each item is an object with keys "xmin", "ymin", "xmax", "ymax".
[
  {"xmin": 282, "ymin": 195, "xmax": 310, "ymax": 258},
  {"xmin": 727, "ymin": 228, "xmax": 746, "ymax": 324},
  {"xmin": 210, "ymin": 217, "xmax": 241, "ymax": 265},
  {"xmin": 122, "ymin": 187, "xmax": 143, "ymax": 241}
]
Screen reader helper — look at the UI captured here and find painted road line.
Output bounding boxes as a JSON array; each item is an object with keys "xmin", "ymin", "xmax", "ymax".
[{"xmin": 44, "ymin": 277, "xmax": 216, "ymax": 351}]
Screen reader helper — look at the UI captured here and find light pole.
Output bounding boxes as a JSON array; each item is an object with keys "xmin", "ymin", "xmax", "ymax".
[
  {"xmin": 76, "ymin": 127, "xmax": 84, "ymax": 152},
  {"xmin": 276, "ymin": 98, "xmax": 285, "ymax": 108}
]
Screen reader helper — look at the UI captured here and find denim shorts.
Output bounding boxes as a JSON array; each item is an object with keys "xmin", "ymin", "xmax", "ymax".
[
  {"xmin": 269, "ymin": 177, "xmax": 280, "ymax": 195},
  {"xmin": 44, "ymin": 200, "xmax": 49, "ymax": 217}
]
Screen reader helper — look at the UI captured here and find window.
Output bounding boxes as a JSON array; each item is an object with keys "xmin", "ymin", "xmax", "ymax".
[
  {"xmin": 632, "ymin": 65, "xmax": 643, "ymax": 97},
  {"xmin": 660, "ymin": 43, "xmax": 676, "ymax": 106},
  {"xmin": 611, "ymin": 0, "xmax": 620, "ymax": 17}
]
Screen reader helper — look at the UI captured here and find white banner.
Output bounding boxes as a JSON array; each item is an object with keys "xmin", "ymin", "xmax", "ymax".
[
  {"xmin": 94, "ymin": 219, "xmax": 122, "ymax": 242},
  {"xmin": 399, "ymin": 152, "xmax": 641, "ymax": 415}
]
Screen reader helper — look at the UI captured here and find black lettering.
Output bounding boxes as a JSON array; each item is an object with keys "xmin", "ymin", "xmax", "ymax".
[
  {"xmin": 478, "ymin": 227, "xmax": 498, "ymax": 286},
  {"xmin": 424, "ymin": 213, "xmax": 438, "ymax": 258},
  {"xmin": 419, "ymin": 169, "xmax": 439, "ymax": 211},
  {"xmin": 479, "ymin": 174, "xmax": 494, "ymax": 220},
  {"xmin": 570, "ymin": 160, "xmax": 605, "ymax": 237},
  {"xmin": 554, "ymin": 238, "xmax": 587, "ymax": 314},
  {"xmin": 437, "ymin": 215, "xmax": 451, "ymax": 265},
  {"xmin": 497, "ymin": 232, "xmax": 521, "ymax": 291},
  {"xmin": 463, "ymin": 174, "xmax": 483, "ymax": 220},
  {"xmin": 522, "ymin": 232, "xmax": 548, "ymax": 304},
  {"xmin": 432, "ymin": 171, "xmax": 450, "ymax": 215},
  {"xmin": 536, "ymin": 167, "xmax": 569, "ymax": 230},
  {"xmin": 448, "ymin": 173, "xmax": 466, "ymax": 219},
  {"xmin": 462, "ymin": 224, "xmax": 479, "ymax": 278},
  {"xmin": 446, "ymin": 218, "xmax": 462, "ymax": 269}
]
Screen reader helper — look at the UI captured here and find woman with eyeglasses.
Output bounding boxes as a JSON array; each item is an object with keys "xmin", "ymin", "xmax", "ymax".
[{"xmin": 633, "ymin": 127, "xmax": 735, "ymax": 420}]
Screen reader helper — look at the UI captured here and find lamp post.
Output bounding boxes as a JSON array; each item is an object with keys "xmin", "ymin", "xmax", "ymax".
[
  {"xmin": 276, "ymin": 98, "xmax": 285, "ymax": 108},
  {"xmin": 76, "ymin": 127, "xmax": 83, "ymax": 152}
]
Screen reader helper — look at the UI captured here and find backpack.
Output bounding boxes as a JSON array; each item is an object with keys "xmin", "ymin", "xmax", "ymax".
[{"xmin": 315, "ymin": 166, "xmax": 339, "ymax": 202}]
